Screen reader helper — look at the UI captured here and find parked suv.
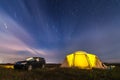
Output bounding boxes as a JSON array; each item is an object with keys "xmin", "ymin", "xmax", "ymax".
[{"xmin": 14, "ymin": 57, "xmax": 46, "ymax": 70}]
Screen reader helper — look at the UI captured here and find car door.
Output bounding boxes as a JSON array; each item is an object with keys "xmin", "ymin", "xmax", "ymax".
[
  {"xmin": 35, "ymin": 58, "xmax": 41, "ymax": 68},
  {"xmin": 30, "ymin": 59, "xmax": 38, "ymax": 68}
]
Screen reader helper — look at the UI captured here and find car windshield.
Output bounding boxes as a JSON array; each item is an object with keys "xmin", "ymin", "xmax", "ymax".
[{"xmin": 26, "ymin": 57, "xmax": 35, "ymax": 61}]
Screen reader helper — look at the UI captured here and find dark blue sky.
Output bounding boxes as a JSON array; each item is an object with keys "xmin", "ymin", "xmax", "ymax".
[{"xmin": 0, "ymin": 0, "xmax": 120, "ymax": 63}]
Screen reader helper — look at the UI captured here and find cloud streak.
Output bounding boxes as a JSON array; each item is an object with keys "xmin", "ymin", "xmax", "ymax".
[{"xmin": 0, "ymin": 11, "xmax": 49, "ymax": 63}]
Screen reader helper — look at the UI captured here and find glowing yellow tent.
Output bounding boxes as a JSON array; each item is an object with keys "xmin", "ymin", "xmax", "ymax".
[{"xmin": 61, "ymin": 51, "xmax": 107, "ymax": 69}]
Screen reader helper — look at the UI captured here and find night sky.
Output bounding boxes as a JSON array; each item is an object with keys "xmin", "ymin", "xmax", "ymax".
[{"xmin": 0, "ymin": 0, "xmax": 120, "ymax": 63}]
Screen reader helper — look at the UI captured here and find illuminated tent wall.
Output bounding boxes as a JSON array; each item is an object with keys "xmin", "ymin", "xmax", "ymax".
[{"xmin": 61, "ymin": 51, "xmax": 107, "ymax": 69}]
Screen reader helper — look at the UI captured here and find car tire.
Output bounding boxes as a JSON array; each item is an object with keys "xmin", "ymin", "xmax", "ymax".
[
  {"xmin": 28, "ymin": 65, "xmax": 32, "ymax": 71},
  {"xmin": 42, "ymin": 64, "xmax": 45, "ymax": 68}
]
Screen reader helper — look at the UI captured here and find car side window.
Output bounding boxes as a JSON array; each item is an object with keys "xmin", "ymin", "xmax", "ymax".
[{"xmin": 36, "ymin": 58, "xmax": 39, "ymax": 62}]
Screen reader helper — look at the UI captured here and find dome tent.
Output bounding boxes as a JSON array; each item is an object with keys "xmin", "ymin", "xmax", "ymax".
[{"xmin": 61, "ymin": 51, "xmax": 107, "ymax": 69}]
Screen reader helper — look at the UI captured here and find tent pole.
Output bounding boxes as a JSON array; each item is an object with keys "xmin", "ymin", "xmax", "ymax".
[{"xmin": 73, "ymin": 53, "xmax": 75, "ymax": 67}]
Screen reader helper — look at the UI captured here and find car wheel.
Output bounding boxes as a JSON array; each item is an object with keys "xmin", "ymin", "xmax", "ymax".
[
  {"xmin": 42, "ymin": 64, "xmax": 45, "ymax": 68},
  {"xmin": 28, "ymin": 65, "xmax": 32, "ymax": 71}
]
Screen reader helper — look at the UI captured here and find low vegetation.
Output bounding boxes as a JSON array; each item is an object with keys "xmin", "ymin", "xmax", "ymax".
[{"xmin": 0, "ymin": 66, "xmax": 120, "ymax": 80}]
